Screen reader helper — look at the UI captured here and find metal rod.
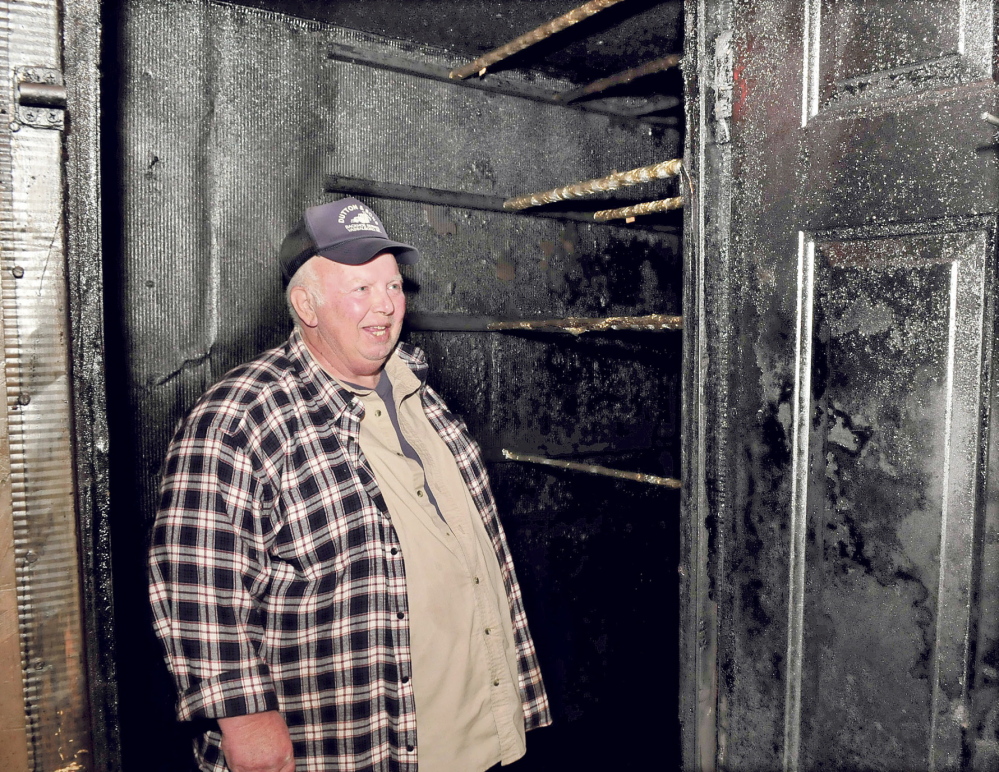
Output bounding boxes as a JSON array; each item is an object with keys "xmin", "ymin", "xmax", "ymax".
[
  {"xmin": 406, "ymin": 314, "xmax": 502, "ymax": 332},
  {"xmin": 504, "ymin": 159, "xmax": 683, "ymax": 212},
  {"xmin": 502, "ymin": 449, "xmax": 681, "ymax": 488},
  {"xmin": 983, "ymin": 112, "xmax": 999, "ymax": 127},
  {"xmin": 449, "ymin": 0, "xmax": 629, "ymax": 80},
  {"xmin": 488, "ymin": 313, "xmax": 682, "ymax": 335},
  {"xmin": 327, "ymin": 42, "xmax": 674, "ymax": 125},
  {"xmin": 593, "ymin": 196, "xmax": 684, "ymax": 221},
  {"xmin": 325, "ymin": 175, "xmax": 677, "ymax": 233},
  {"xmin": 557, "ymin": 54, "xmax": 682, "ymax": 103},
  {"xmin": 612, "ymin": 95, "xmax": 682, "ymax": 117}
]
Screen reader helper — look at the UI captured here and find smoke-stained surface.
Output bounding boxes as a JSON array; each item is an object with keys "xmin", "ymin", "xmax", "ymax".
[
  {"xmin": 687, "ymin": 0, "xmax": 999, "ymax": 769},
  {"xmin": 105, "ymin": 1, "xmax": 683, "ymax": 768}
]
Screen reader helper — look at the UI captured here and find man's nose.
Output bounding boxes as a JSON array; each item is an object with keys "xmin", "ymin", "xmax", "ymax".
[{"xmin": 372, "ymin": 287, "xmax": 395, "ymax": 314}]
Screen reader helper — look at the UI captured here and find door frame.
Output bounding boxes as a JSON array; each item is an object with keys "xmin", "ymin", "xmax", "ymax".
[{"xmin": 63, "ymin": 0, "xmax": 120, "ymax": 767}]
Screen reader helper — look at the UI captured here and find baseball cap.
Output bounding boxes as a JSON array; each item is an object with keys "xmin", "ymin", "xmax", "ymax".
[{"xmin": 279, "ymin": 198, "xmax": 421, "ymax": 280}]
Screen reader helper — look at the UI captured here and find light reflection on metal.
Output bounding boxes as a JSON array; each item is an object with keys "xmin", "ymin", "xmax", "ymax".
[
  {"xmin": 488, "ymin": 313, "xmax": 682, "ymax": 335},
  {"xmin": 557, "ymin": 54, "xmax": 682, "ymax": 103},
  {"xmin": 16, "ymin": 81, "xmax": 66, "ymax": 109},
  {"xmin": 448, "ymin": 0, "xmax": 628, "ymax": 80},
  {"xmin": 3, "ymin": 0, "xmax": 90, "ymax": 764},
  {"xmin": 594, "ymin": 196, "xmax": 684, "ymax": 221},
  {"xmin": 502, "ymin": 449, "xmax": 681, "ymax": 488},
  {"xmin": 13, "ymin": 68, "xmax": 64, "ymax": 131},
  {"xmin": 504, "ymin": 159, "xmax": 683, "ymax": 211}
]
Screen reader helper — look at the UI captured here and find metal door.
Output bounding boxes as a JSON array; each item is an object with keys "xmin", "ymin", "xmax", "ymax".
[{"xmin": 683, "ymin": 0, "xmax": 999, "ymax": 769}]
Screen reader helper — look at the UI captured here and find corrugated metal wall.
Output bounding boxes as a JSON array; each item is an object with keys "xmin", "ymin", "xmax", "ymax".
[
  {"xmin": 0, "ymin": 0, "xmax": 93, "ymax": 768},
  {"xmin": 107, "ymin": 0, "xmax": 683, "ymax": 768}
]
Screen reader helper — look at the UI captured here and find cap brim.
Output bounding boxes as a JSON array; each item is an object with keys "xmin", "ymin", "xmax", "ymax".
[{"xmin": 316, "ymin": 236, "xmax": 420, "ymax": 266}]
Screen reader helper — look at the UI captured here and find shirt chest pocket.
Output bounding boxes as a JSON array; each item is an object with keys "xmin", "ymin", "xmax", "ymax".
[{"xmin": 272, "ymin": 451, "xmax": 389, "ymax": 580}]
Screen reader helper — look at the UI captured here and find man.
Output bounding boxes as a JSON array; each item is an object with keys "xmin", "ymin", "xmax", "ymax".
[{"xmin": 148, "ymin": 198, "xmax": 551, "ymax": 772}]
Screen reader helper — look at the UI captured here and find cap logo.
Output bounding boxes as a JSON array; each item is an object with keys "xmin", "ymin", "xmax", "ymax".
[{"xmin": 337, "ymin": 203, "xmax": 382, "ymax": 234}]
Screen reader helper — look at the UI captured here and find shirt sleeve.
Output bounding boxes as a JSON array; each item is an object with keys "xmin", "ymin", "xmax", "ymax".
[{"xmin": 148, "ymin": 425, "xmax": 280, "ymax": 721}]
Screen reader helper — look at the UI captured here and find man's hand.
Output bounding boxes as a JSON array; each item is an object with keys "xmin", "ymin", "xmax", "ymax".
[{"xmin": 218, "ymin": 711, "xmax": 295, "ymax": 772}]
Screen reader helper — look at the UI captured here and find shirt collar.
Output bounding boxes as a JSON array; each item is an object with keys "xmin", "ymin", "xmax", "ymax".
[
  {"xmin": 286, "ymin": 328, "xmax": 357, "ymax": 416},
  {"xmin": 384, "ymin": 350, "xmax": 423, "ymax": 399}
]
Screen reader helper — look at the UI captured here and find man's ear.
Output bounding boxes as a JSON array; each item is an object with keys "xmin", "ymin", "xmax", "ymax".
[{"xmin": 289, "ymin": 285, "xmax": 319, "ymax": 328}]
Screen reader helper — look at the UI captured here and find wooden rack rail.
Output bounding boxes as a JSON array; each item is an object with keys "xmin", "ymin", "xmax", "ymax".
[
  {"xmin": 404, "ymin": 313, "xmax": 682, "ymax": 333},
  {"xmin": 487, "ymin": 313, "xmax": 682, "ymax": 335},
  {"xmin": 502, "ymin": 449, "xmax": 681, "ymax": 488},
  {"xmin": 594, "ymin": 196, "xmax": 684, "ymax": 221},
  {"xmin": 449, "ymin": 0, "xmax": 629, "ymax": 80},
  {"xmin": 557, "ymin": 54, "xmax": 682, "ymax": 103},
  {"xmin": 503, "ymin": 159, "xmax": 683, "ymax": 212},
  {"xmin": 326, "ymin": 175, "xmax": 678, "ymax": 233}
]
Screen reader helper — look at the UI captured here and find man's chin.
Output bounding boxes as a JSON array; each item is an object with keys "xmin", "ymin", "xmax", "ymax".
[{"xmin": 358, "ymin": 342, "xmax": 399, "ymax": 369}]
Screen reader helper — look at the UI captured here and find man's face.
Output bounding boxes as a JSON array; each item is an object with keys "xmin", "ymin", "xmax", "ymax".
[{"xmin": 300, "ymin": 252, "xmax": 405, "ymax": 386}]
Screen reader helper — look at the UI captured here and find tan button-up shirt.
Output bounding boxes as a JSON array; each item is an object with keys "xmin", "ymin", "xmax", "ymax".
[{"xmin": 345, "ymin": 356, "xmax": 526, "ymax": 772}]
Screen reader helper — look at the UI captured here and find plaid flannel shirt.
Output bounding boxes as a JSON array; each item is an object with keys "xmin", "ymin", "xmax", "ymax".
[{"xmin": 148, "ymin": 330, "xmax": 550, "ymax": 771}]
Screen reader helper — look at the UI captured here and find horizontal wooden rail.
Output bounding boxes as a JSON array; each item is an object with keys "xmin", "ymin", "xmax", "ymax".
[
  {"xmin": 488, "ymin": 313, "xmax": 682, "ymax": 334},
  {"xmin": 594, "ymin": 196, "xmax": 684, "ymax": 221},
  {"xmin": 325, "ymin": 175, "xmax": 677, "ymax": 233},
  {"xmin": 502, "ymin": 449, "xmax": 681, "ymax": 488},
  {"xmin": 404, "ymin": 313, "xmax": 681, "ymax": 333},
  {"xmin": 504, "ymin": 159, "xmax": 683, "ymax": 212},
  {"xmin": 557, "ymin": 54, "xmax": 682, "ymax": 103},
  {"xmin": 449, "ymin": 0, "xmax": 628, "ymax": 80}
]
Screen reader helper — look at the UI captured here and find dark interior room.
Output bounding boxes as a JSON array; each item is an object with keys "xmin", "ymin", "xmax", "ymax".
[
  {"xmin": 101, "ymin": 1, "xmax": 686, "ymax": 769},
  {"xmin": 5, "ymin": 1, "xmax": 999, "ymax": 771}
]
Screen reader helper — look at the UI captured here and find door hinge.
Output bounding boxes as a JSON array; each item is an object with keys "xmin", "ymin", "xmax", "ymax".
[
  {"xmin": 14, "ymin": 67, "xmax": 66, "ymax": 131},
  {"xmin": 713, "ymin": 31, "xmax": 733, "ymax": 145}
]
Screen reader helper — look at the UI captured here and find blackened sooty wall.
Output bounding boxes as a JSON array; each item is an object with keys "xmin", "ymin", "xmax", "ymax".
[{"xmin": 104, "ymin": 1, "xmax": 684, "ymax": 768}]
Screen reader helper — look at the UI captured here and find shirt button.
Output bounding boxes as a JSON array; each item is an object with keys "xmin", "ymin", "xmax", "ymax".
[
  {"xmin": 416, "ymin": 490, "xmax": 424, "ymax": 498},
  {"xmin": 474, "ymin": 577, "xmax": 480, "ymax": 584},
  {"xmin": 375, "ymin": 409, "xmax": 383, "ymax": 417},
  {"xmin": 406, "ymin": 745, "xmax": 415, "ymax": 753},
  {"xmin": 397, "ymin": 612, "xmax": 405, "ymax": 620},
  {"xmin": 484, "ymin": 628, "xmax": 491, "ymax": 635},
  {"xmin": 390, "ymin": 548, "xmax": 399, "ymax": 555},
  {"xmin": 492, "ymin": 679, "xmax": 500, "ymax": 687},
  {"xmin": 402, "ymin": 676, "xmax": 410, "ymax": 684}
]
